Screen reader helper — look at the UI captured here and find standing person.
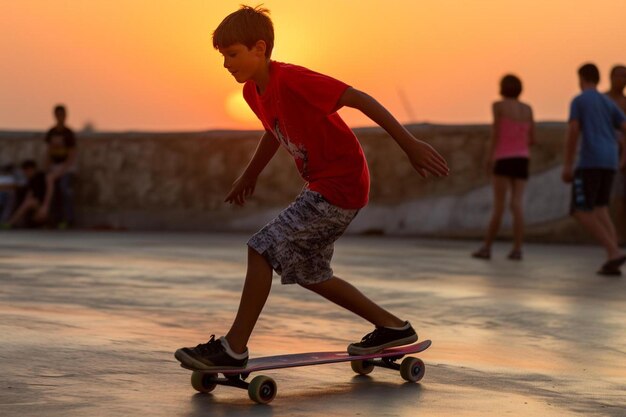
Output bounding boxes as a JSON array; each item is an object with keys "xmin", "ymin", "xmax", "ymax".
[
  {"xmin": 563, "ymin": 63, "xmax": 626, "ymax": 276},
  {"xmin": 605, "ymin": 65, "xmax": 626, "ymax": 245},
  {"xmin": 44, "ymin": 104, "xmax": 77, "ymax": 228},
  {"xmin": 174, "ymin": 5, "xmax": 449, "ymax": 369},
  {"xmin": 472, "ymin": 75, "xmax": 535, "ymax": 261}
]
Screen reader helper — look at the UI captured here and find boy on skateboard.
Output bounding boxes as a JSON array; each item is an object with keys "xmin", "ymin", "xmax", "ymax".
[{"xmin": 175, "ymin": 5, "xmax": 449, "ymax": 370}]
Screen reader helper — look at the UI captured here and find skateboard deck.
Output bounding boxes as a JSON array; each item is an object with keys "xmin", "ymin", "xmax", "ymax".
[{"xmin": 182, "ymin": 339, "xmax": 431, "ymax": 404}]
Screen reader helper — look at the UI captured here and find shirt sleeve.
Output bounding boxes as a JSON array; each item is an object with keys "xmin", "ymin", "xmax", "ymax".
[{"xmin": 283, "ymin": 65, "xmax": 350, "ymax": 115}]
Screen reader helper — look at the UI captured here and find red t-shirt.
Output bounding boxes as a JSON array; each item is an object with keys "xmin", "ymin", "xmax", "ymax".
[{"xmin": 243, "ymin": 61, "xmax": 370, "ymax": 209}]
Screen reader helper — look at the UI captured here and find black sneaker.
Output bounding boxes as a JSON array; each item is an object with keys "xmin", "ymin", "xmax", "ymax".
[
  {"xmin": 174, "ymin": 335, "xmax": 248, "ymax": 370},
  {"xmin": 597, "ymin": 255, "xmax": 626, "ymax": 276},
  {"xmin": 348, "ymin": 321, "xmax": 418, "ymax": 355}
]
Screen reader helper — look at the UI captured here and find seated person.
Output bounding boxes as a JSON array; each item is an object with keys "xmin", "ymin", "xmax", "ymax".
[
  {"xmin": 0, "ymin": 164, "xmax": 17, "ymax": 224},
  {"xmin": 3, "ymin": 160, "xmax": 55, "ymax": 228}
]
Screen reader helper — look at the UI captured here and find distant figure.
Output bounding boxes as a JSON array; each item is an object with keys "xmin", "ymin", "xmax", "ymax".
[
  {"xmin": 563, "ymin": 63, "xmax": 626, "ymax": 275},
  {"xmin": 473, "ymin": 74, "xmax": 535, "ymax": 260},
  {"xmin": 0, "ymin": 164, "xmax": 18, "ymax": 224},
  {"xmin": 44, "ymin": 104, "xmax": 77, "ymax": 228},
  {"xmin": 4, "ymin": 160, "xmax": 55, "ymax": 228},
  {"xmin": 174, "ymin": 5, "xmax": 449, "ymax": 370},
  {"xmin": 605, "ymin": 65, "xmax": 626, "ymax": 245}
]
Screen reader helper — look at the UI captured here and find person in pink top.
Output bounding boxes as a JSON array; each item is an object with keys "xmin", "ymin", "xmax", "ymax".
[
  {"xmin": 473, "ymin": 74, "xmax": 535, "ymax": 260},
  {"xmin": 174, "ymin": 5, "xmax": 449, "ymax": 369}
]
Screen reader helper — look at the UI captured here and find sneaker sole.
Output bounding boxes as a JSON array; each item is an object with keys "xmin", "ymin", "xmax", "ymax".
[
  {"xmin": 597, "ymin": 268, "xmax": 622, "ymax": 276},
  {"xmin": 174, "ymin": 349, "xmax": 246, "ymax": 370},
  {"xmin": 347, "ymin": 334, "xmax": 418, "ymax": 356}
]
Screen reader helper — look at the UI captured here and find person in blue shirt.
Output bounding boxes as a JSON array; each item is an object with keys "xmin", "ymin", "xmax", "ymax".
[{"xmin": 563, "ymin": 63, "xmax": 626, "ymax": 275}]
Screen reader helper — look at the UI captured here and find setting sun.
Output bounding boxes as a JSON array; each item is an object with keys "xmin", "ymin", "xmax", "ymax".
[{"xmin": 225, "ymin": 91, "xmax": 259, "ymax": 128}]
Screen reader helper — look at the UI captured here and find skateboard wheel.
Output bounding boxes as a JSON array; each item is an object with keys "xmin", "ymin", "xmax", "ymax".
[
  {"xmin": 190, "ymin": 371, "xmax": 217, "ymax": 393},
  {"xmin": 400, "ymin": 357, "xmax": 425, "ymax": 382},
  {"xmin": 248, "ymin": 375, "xmax": 277, "ymax": 404},
  {"xmin": 350, "ymin": 360, "xmax": 374, "ymax": 375}
]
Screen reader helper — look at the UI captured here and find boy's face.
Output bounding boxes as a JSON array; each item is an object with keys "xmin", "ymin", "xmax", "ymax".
[
  {"xmin": 218, "ymin": 42, "xmax": 267, "ymax": 84},
  {"xmin": 55, "ymin": 109, "xmax": 66, "ymax": 125}
]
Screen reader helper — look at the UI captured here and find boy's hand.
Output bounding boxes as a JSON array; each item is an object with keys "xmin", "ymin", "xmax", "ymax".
[
  {"xmin": 561, "ymin": 165, "xmax": 574, "ymax": 183},
  {"xmin": 404, "ymin": 139, "xmax": 449, "ymax": 178},
  {"xmin": 225, "ymin": 173, "xmax": 257, "ymax": 206}
]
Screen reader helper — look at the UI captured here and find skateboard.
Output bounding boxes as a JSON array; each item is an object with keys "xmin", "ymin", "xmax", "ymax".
[{"xmin": 181, "ymin": 339, "xmax": 431, "ymax": 404}]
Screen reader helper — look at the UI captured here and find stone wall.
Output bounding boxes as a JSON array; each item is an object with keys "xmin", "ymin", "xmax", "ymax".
[{"xmin": 0, "ymin": 124, "xmax": 588, "ymax": 241}]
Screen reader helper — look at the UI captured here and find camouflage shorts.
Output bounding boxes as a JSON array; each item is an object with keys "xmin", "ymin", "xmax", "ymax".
[{"xmin": 247, "ymin": 190, "xmax": 358, "ymax": 285}]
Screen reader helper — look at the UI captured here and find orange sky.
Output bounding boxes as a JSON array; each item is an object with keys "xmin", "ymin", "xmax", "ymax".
[{"xmin": 1, "ymin": 0, "xmax": 624, "ymax": 132}]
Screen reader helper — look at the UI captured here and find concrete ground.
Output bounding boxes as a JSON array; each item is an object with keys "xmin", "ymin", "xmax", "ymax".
[{"xmin": 0, "ymin": 231, "xmax": 624, "ymax": 417}]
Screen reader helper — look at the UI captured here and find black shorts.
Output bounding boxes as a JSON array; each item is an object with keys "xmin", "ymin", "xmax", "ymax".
[
  {"xmin": 493, "ymin": 157, "xmax": 529, "ymax": 179},
  {"xmin": 570, "ymin": 168, "xmax": 615, "ymax": 213}
]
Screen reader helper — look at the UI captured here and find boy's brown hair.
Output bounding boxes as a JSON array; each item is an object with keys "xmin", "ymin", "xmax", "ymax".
[
  {"xmin": 213, "ymin": 5, "xmax": 274, "ymax": 59},
  {"xmin": 578, "ymin": 63, "xmax": 600, "ymax": 84}
]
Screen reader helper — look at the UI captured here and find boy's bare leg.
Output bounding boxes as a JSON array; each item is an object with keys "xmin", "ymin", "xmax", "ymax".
[
  {"xmin": 225, "ymin": 247, "xmax": 273, "ymax": 354},
  {"xmin": 573, "ymin": 209, "xmax": 622, "ymax": 260},
  {"xmin": 596, "ymin": 206, "xmax": 619, "ymax": 248},
  {"xmin": 301, "ymin": 276, "xmax": 405, "ymax": 328},
  {"xmin": 613, "ymin": 199, "xmax": 626, "ymax": 244}
]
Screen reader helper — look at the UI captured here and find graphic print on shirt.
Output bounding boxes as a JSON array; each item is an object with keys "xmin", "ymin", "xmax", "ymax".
[{"xmin": 274, "ymin": 119, "xmax": 309, "ymax": 178}]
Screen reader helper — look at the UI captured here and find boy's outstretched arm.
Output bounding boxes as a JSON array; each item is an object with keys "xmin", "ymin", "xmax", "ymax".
[
  {"xmin": 225, "ymin": 131, "xmax": 280, "ymax": 206},
  {"xmin": 338, "ymin": 87, "xmax": 449, "ymax": 178},
  {"xmin": 562, "ymin": 120, "xmax": 580, "ymax": 183}
]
